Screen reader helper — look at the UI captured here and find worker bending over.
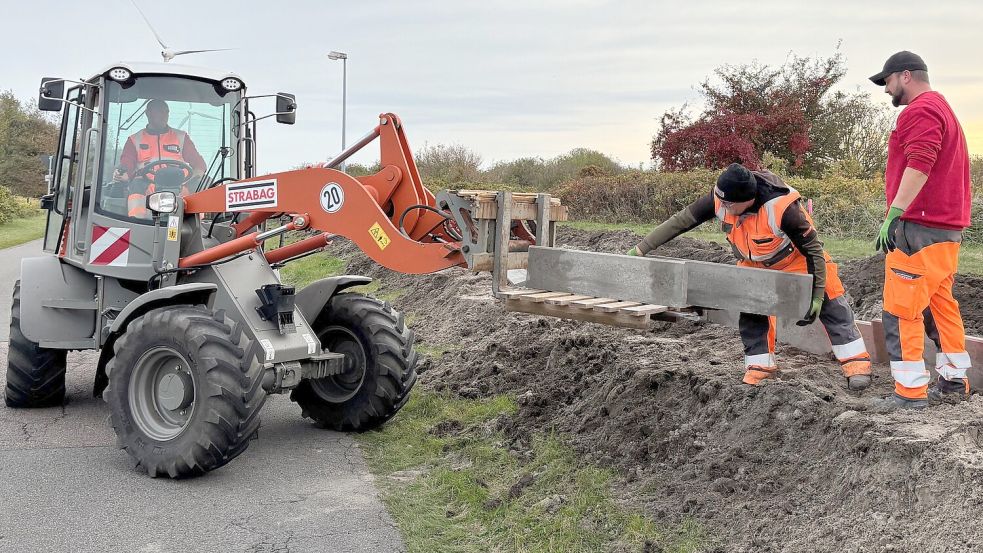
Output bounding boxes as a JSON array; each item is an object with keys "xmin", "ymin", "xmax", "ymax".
[{"xmin": 629, "ymin": 163, "xmax": 873, "ymax": 390}]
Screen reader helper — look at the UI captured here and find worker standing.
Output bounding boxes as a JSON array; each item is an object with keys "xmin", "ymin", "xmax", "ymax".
[
  {"xmin": 869, "ymin": 51, "xmax": 973, "ymax": 409},
  {"xmin": 628, "ymin": 163, "xmax": 873, "ymax": 390}
]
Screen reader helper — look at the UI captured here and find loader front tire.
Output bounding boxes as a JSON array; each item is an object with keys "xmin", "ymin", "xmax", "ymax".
[
  {"xmin": 5, "ymin": 281, "xmax": 67, "ymax": 408},
  {"xmin": 291, "ymin": 293, "xmax": 417, "ymax": 431},
  {"xmin": 103, "ymin": 306, "xmax": 266, "ymax": 478}
]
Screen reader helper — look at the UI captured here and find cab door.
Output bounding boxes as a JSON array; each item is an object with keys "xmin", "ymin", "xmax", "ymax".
[{"xmin": 42, "ymin": 87, "xmax": 82, "ymax": 254}]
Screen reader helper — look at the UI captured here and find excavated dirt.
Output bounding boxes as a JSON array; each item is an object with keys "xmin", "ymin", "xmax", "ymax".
[{"xmin": 329, "ymin": 227, "xmax": 983, "ymax": 552}]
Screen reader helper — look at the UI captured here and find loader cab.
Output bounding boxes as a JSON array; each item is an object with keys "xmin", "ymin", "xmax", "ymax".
[{"xmin": 37, "ymin": 62, "xmax": 292, "ymax": 281}]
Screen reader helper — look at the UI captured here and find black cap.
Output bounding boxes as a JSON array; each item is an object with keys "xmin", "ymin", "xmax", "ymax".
[
  {"xmin": 714, "ymin": 163, "xmax": 756, "ymax": 203},
  {"xmin": 869, "ymin": 51, "xmax": 928, "ymax": 86}
]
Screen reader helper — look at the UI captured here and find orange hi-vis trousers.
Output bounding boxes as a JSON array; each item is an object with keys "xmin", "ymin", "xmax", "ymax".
[
  {"xmin": 739, "ymin": 250, "xmax": 871, "ymax": 378},
  {"xmin": 883, "ymin": 221, "xmax": 969, "ymax": 399}
]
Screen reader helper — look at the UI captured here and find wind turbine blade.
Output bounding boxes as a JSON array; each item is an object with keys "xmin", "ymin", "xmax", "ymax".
[
  {"xmin": 172, "ymin": 48, "xmax": 236, "ymax": 56},
  {"xmin": 129, "ymin": 0, "xmax": 169, "ymax": 49}
]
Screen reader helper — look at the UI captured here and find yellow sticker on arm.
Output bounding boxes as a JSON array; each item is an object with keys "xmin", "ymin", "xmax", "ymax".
[
  {"xmin": 167, "ymin": 215, "xmax": 179, "ymax": 241},
  {"xmin": 369, "ymin": 222, "xmax": 391, "ymax": 251}
]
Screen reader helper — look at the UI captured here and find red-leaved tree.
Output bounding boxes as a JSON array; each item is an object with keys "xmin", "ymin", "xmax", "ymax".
[{"xmin": 652, "ymin": 51, "xmax": 888, "ymax": 177}]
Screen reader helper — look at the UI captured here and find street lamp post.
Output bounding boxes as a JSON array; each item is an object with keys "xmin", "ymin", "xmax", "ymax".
[{"xmin": 327, "ymin": 51, "xmax": 348, "ymax": 170}]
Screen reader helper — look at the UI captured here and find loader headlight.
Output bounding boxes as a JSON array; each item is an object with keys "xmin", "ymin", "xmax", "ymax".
[
  {"xmin": 221, "ymin": 78, "xmax": 243, "ymax": 91},
  {"xmin": 147, "ymin": 191, "xmax": 177, "ymax": 214},
  {"xmin": 108, "ymin": 67, "xmax": 132, "ymax": 82}
]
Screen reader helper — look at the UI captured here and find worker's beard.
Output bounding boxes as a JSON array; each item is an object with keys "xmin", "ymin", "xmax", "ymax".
[{"xmin": 891, "ymin": 88, "xmax": 904, "ymax": 107}]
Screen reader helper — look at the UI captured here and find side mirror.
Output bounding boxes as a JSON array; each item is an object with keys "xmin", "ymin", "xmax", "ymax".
[
  {"xmin": 39, "ymin": 78, "xmax": 65, "ymax": 112},
  {"xmin": 275, "ymin": 93, "xmax": 296, "ymax": 125}
]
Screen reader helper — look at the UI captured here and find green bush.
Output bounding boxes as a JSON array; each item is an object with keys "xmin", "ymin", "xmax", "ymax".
[
  {"xmin": 556, "ymin": 169, "xmax": 715, "ymax": 224},
  {"xmin": 485, "ymin": 148, "xmax": 625, "ymax": 191},
  {"xmin": 0, "ymin": 186, "xmax": 40, "ymax": 225}
]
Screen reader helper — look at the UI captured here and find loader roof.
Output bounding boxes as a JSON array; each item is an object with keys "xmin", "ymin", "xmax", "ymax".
[{"xmin": 93, "ymin": 61, "xmax": 244, "ymax": 85}]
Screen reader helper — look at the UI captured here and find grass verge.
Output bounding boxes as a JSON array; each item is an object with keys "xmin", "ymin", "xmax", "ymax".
[
  {"xmin": 278, "ymin": 250, "xmax": 408, "ymax": 302},
  {"xmin": 357, "ymin": 392, "xmax": 705, "ymax": 553},
  {"xmin": 562, "ymin": 221, "xmax": 983, "ymax": 275},
  {"xmin": 0, "ymin": 214, "xmax": 46, "ymax": 250}
]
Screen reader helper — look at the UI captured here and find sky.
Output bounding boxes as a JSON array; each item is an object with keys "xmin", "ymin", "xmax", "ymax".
[{"xmin": 2, "ymin": 0, "xmax": 982, "ymax": 173}]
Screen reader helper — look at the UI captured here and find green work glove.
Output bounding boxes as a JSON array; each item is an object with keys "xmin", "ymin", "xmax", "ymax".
[
  {"xmin": 875, "ymin": 207, "xmax": 904, "ymax": 253},
  {"xmin": 796, "ymin": 296, "xmax": 823, "ymax": 327},
  {"xmin": 627, "ymin": 246, "xmax": 640, "ymax": 256}
]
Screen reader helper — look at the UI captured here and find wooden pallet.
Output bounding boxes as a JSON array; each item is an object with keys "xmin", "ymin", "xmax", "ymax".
[
  {"xmin": 448, "ymin": 190, "xmax": 569, "ymax": 221},
  {"xmin": 501, "ymin": 289, "xmax": 685, "ymax": 329}
]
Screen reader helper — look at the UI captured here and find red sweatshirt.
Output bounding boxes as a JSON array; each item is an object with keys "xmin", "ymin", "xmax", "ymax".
[{"xmin": 886, "ymin": 91, "xmax": 971, "ymax": 230}]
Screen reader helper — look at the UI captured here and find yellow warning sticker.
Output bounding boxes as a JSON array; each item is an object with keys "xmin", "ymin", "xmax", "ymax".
[
  {"xmin": 166, "ymin": 215, "xmax": 179, "ymax": 241},
  {"xmin": 369, "ymin": 222, "xmax": 391, "ymax": 251}
]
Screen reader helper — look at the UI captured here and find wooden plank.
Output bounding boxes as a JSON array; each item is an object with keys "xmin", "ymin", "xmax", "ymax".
[
  {"xmin": 571, "ymin": 297, "xmax": 615, "ymax": 308},
  {"xmin": 455, "ymin": 190, "xmax": 561, "ymax": 204},
  {"xmin": 473, "ymin": 202, "xmax": 568, "ymax": 222},
  {"xmin": 505, "ymin": 298, "xmax": 651, "ymax": 330},
  {"xmin": 497, "ymin": 289, "xmax": 543, "ymax": 298},
  {"xmin": 622, "ymin": 304, "xmax": 669, "ymax": 316},
  {"xmin": 518, "ymin": 291, "xmax": 573, "ymax": 303},
  {"xmin": 544, "ymin": 294, "xmax": 593, "ymax": 305},
  {"xmin": 470, "ymin": 252, "xmax": 528, "ymax": 272},
  {"xmin": 594, "ymin": 301, "xmax": 643, "ymax": 313}
]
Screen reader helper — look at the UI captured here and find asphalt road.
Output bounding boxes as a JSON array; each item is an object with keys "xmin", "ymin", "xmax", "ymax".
[{"xmin": 0, "ymin": 240, "xmax": 405, "ymax": 552}]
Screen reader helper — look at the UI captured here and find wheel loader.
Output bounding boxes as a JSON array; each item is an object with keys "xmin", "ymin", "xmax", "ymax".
[
  {"xmin": 7, "ymin": 61, "xmax": 565, "ymax": 478},
  {"xmin": 9, "ymin": 61, "xmax": 824, "ymax": 479}
]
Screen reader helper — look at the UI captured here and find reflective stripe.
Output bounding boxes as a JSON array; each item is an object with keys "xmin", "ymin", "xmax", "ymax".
[
  {"xmin": 936, "ymin": 352, "xmax": 972, "ymax": 369},
  {"xmin": 745, "ymin": 353, "xmax": 776, "ymax": 368},
  {"xmin": 763, "ymin": 196, "xmax": 787, "ymax": 238},
  {"xmin": 890, "ymin": 360, "xmax": 929, "ymax": 388},
  {"xmin": 746, "ymin": 237, "xmax": 792, "ymax": 262},
  {"xmin": 937, "ymin": 363, "xmax": 968, "ymax": 380},
  {"xmin": 830, "ymin": 338, "xmax": 867, "ymax": 361}
]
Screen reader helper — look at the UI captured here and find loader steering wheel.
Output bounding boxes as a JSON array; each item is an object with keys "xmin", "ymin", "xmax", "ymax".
[{"xmin": 133, "ymin": 159, "xmax": 196, "ymax": 192}]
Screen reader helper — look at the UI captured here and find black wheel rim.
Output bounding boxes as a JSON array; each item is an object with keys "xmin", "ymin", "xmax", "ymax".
[
  {"xmin": 310, "ymin": 326, "xmax": 367, "ymax": 403},
  {"xmin": 127, "ymin": 346, "xmax": 196, "ymax": 441}
]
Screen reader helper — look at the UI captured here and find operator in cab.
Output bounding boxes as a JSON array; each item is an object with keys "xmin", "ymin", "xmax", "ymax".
[{"xmin": 113, "ymin": 99, "xmax": 207, "ymax": 218}]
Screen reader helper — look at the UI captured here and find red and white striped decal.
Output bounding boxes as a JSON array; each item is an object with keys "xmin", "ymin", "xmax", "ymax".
[{"xmin": 89, "ymin": 226, "xmax": 131, "ymax": 266}]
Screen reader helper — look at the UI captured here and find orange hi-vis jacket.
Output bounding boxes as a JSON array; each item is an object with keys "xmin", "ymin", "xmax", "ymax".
[
  {"xmin": 129, "ymin": 128, "xmax": 191, "ymax": 170},
  {"xmin": 713, "ymin": 188, "xmax": 804, "ymax": 269},
  {"xmin": 124, "ymin": 128, "xmax": 196, "ymax": 217}
]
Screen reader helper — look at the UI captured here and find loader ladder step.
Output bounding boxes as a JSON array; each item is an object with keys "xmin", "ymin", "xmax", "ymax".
[{"xmin": 501, "ymin": 289, "xmax": 693, "ymax": 329}]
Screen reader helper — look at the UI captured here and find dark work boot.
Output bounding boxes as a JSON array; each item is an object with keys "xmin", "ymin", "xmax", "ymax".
[
  {"xmin": 875, "ymin": 393, "xmax": 929, "ymax": 412},
  {"xmin": 928, "ymin": 376, "xmax": 970, "ymax": 404}
]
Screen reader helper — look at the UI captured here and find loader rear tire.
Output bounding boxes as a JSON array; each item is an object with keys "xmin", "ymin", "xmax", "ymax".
[
  {"xmin": 5, "ymin": 281, "xmax": 67, "ymax": 408},
  {"xmin": 103, "ymin": 306, "xmax": 266, "ymax": 478},
  {"xmin": 291, "ymin": 293, "xmax": 417, "ymax": 431}
]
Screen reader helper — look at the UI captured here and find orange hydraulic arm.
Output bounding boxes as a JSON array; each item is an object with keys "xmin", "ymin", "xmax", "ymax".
[{"xmin": 181, "ymin": 113, "xmax": 466, "ymax": 274}]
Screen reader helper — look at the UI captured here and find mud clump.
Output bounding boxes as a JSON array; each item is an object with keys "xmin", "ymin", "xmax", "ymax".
[{"xmin": 330, "ymin": 227, "xmax": 983, "ymax": 552}]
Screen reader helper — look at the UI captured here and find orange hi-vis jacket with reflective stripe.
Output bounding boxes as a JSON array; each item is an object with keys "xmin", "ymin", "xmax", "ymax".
[
  {"xmin": 713, "ymin": 188, "xmax": 804, "ymax": 268},
  {"xmin": 129, "ymin": 128, "xmax": 190, "ymax": 170},
  {"xmin": 124, "ymin": 128, "xmax": 195, "ymax": 218}
]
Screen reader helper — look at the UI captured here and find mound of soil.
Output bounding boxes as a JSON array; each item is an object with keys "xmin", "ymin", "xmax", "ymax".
[{"xmin": 330, "ymin": 227, "xmax": 983, "ymax": 552}]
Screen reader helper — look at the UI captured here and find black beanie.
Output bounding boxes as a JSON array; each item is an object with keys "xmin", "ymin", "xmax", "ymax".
[{"xmin": 714, "ymin": 163, "xmax": 756, "ymax": 202}]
